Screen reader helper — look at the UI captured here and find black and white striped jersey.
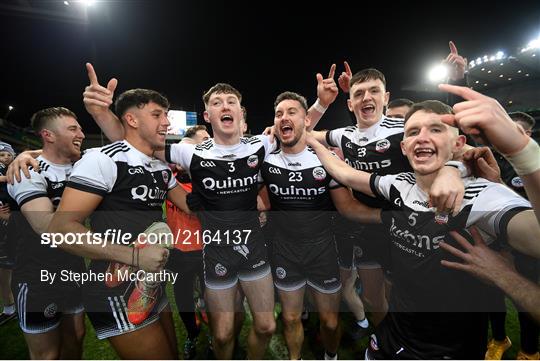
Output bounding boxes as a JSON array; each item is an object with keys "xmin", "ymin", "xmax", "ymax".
[
  {"xmin": 326, "ymin": 116, "xmax": 412, "ymax": 208},
  {"xmin": 369, "ymin": 171, "xmax": 531, "ymax": 356},
  {"xmin": 166, "ymin": 135, "xmax": 276, "ymax": 235},
  {"xmin": 68, "ymin": 140, "xmax": 177, "ymax": 241},
  {"xmin": 7, "ymin": 156, "xmax": 82, "ymax": 276},
  {"xmin": 260, "ymin": 146, "xmax": 341, "ymax": 243}
]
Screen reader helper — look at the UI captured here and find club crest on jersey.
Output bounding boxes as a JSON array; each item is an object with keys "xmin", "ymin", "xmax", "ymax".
[
  {"xmin": 215, "ymin": 263, "xmax": 227, "ymax": 277},
  {"xmin": 312, "ymin": 167, "xmax": 326, "ymax": 181},
  {"xmin": 247, "ymin": 155, "xmax": 259, "ymax": 168},
  {"xmin": 434, "ymin": 212, "xmax": 449, "ymax": 224},
  {"xmin": 44, "ymin": 303, "xmax": 58, "ymax": 319},
  {"xmin": 276, "ymin": 267, "xmax": 286, "ymax": 279},
  {"xmin": 162, "ymin": 170, "xmax": 169, "ymax": 184},
  {"xmin": 375, "ymin": 139, "xmax": 391, "ymax": 153},
  {"xmin": 511, "ymin": 176, "xmax": 524, "ymax": 188}
]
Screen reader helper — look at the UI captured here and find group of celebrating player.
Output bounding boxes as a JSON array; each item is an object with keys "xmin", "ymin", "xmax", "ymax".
[{"xmin": 1, "ymin": 40, "xmax": 540, "ymax": 360}]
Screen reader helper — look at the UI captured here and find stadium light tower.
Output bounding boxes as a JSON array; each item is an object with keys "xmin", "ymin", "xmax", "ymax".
[
  {"xmin": 5, "ymin": 105, "xmax": 14, "ymax": 120},
  {"xmin": 427, "ymin": 64, "xmax": 448, "ymax": 82}
]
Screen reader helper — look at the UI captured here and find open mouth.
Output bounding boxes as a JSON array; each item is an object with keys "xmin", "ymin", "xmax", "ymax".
[
  {"xmin": 73, "ymin": 140, "xmax": 82, "ymax": 149},
  {"xmin": 361, "ymin": 104, "xmax": 376, "ymax": 116},
  {"xmin": 221, "ymin": 114, "xmax": 233, "ymax": 126},
  {"xmin": 280, "ymin": 124, "xmax": 293, "ymax": 137},
  {"xmin": 413, "ymin": 147, "xmax": 435, "ymax": 160}
]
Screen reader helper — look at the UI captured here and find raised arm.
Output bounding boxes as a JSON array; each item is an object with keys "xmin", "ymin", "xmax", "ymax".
[
  {"xmin": 83, "ymin": 63, "xmax": 125, "ymax": 142},
  {"xmin": 307, "ymin": 63, "xmax": 338, "ymax": 131},
  {"xmin": 307, "ymin": 134, "xmax": 373, "ymax": 196},
  {"xmin": 440, "ymin": 84, "xmax": 540, "ymax": 223}
]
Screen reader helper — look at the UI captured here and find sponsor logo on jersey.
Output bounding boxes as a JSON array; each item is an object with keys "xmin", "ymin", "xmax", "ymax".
[
  {"xmin": 162, "ymin": 170, "xmax": 169, "ymax": 184},
  {"xmin": 389, "ymin": 217, "xmax": 445, "ymax": 251},
  {"xmin": 434, "ymin": 212, "xmax": 449, "ymax": 225},
  {"xmin": 268, "ymin": 167, "xmax": 282, "ymax": 175},
  {"xmin": 215, "ymin": 263, "xmax": 227, "ymax": 277},
  {"xmin": 346, "ymin": 158, "xmax": 392, "ymax": 171},
  {"xmin": 412, "ymin": 200, "xmax": 430, "ymax": 208},
  {"xmin": 269, "ymin": 184, "xmax": 326, "ymax": 196},
  {"xmin": 276, "ymin": 267, "xmax": 286, "ymax": 279},
  {"xmin": 202, "ymin": 174, "xmax": 258, "ymax": 191},
  {"xmin": 200, "ymin": 160, "xmax": 216, "ymax": 168},
  {"xmin": 511, "ymin": 176, "xmax": 524, "ymax": 188},
  {"xmin": 288, "ymin": 162, "xmax": 301, "ymax": 167},
  {"xmin": 323, "ymin": 277, "xmax": 338, "ymax": 284},
  {"xmin": 44, "ymin": 303, "xmax": 58, "ymax": 319},
  {"xmin": 247, "ymin": 155, "xmax": 259, "ymax": 168},
  {"xmin": 375, "ymin": 139, "xmax": 391, "ymax": 153},
  {"xmin": 131, "ymin": 185, "xmax": 167, "ymax": 202},
  {"xmin": 128, "ymin": 166, "xmax": 145, "ymax": 175},
  {"xmin": 312, "ymin": 167, "xmax": 326, "ymax": 181},
  {"xmin": 353, "ymin": 246, "xmax": 363, "ymax": 259}
]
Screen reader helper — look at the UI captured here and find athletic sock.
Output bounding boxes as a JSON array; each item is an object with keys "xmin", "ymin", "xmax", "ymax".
[
  {"xmin": 2, "ymin": 304, "xmax": 15, "ymax": 316},
  {"xmin": 324, "ymin": 351, "xmax": 337, "ymax": 360},
  {"xmin": 356, "ymin": 318, "xmax": 369, "ymax": 328}
]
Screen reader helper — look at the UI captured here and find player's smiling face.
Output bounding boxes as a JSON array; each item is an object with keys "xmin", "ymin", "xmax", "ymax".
[
  {"xmin": 401, "ymin": 110, "xmax": 465, "ymax": 175},
  {"xmin": 135, "ymin": 102, "xmax": 170, "ymax": 151},
  {"xmin": 204, "ymin": 92, "xmax": 242, "ymax": 139},
  {"xmin": 274, "ymin": 99, "xmax": 310, "ymax": 148},
  {"xmin": 52, "ymin": 116, "xmax": 85, "ymax": 161},
  {"xmin": 348, "ymin": 78, "xmax": 389, "ymax": 128}
]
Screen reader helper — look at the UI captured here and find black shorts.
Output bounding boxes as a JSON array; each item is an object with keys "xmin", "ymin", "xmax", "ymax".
[
  {"xmin": 347, "ymin": 224, "xmax": 392, "ymax": 271},
  {"xmin": 0, "ymin": 221, "xmax": 16, "ymax": 269},
  {"xmin": 272, "ymin": 237, "xmax": 341, "ymax": 294},
  {"xmin": 202, "ymin": 230, "xmax": 270, "ymax": 290},
  {"xmin": 13, "ymin": 280, "xmax": 83, "ymax": 334}
]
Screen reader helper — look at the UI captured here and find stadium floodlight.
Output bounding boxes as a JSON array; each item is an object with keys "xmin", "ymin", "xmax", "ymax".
[
  {"xmin": 496, "ymin": 51, "xmax": 504, "ymax": 59},
  {"xmin": 469, "ymin": 60, "xmax": 476, "ymax": 67},
  {"xmin": 81, "ymin": 0, "xmax": 96, "ymax": 6},
  {"xmin": 427, "ymin": 64, "xmax": 448, "ymax": 82},
  {"xmin": 8, "ymin": 105, "xmax": 13, "ymax": 111},
  {"xmin": 483, "ymin": 55, "xmax": 488, "ymax": 62},
  {"xmin": 476, "ymin": 57, "xmax": 482, "ymax": 65},
  {"xmin": 63, "ymin": 1, "xmax": 70, "ymax": 5}
]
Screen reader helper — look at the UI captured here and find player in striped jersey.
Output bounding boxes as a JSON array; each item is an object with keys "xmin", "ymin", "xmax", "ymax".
[{"xmin": 307, "ymin": 99, "xmax": 540, "ymax": 358}]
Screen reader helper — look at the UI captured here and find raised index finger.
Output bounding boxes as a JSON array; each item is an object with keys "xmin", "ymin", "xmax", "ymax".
[
  {"xmin": 449, "ymin": 41, "xmax": 458, "ymax": 55},
  {"xmin": 328, "ymin": 63, "xmax": 336, "ymax": 78},
  {"xmin": 343, "ymin": 61, "xmax": 352, "ymax": 75},
  {"xmin": 86, "ymin": 62, "xmax": 99, "ymax": 85},
  {"xmin": 438, "ymin": 83, "xmax": 484, "ymax": 101}
]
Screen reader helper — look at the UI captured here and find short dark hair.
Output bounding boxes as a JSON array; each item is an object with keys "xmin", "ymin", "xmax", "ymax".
[
  {"xmin": 508, "ymin": 111, "xmax": 535, "ymax": 130},
  {"xmin": 203, "ymin": 83, "xmax": 242, "ymax": 106},
  {"xmin": 184, "ymin": 125, "xmax": 208, "ymax": 139},
  {"xmin": 114, "ymin": 89, "xmax": 169, "ymax": 119},
  {"xmin": 274, "ymin": 91, "xmax": 308, "ymax": 112},
  {"xmin": 388, "ymin": 98, "xmax": 414, "ymax": 109},
  {"xmin": 349, "ymin": 68, "xmax": 386, "ymax": 90},
  {"xmin": 30, "ymin": 107, "xmax": 77, "ymax": 133},
  {"xmin": 404, "ymin": 100, "xmax": 453, "ymax": 123}
]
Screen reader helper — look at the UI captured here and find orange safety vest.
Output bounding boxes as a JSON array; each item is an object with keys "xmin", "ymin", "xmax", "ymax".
[{"xmin": 166, "ymin": 182, "xmax": 203, "ymax": 252}]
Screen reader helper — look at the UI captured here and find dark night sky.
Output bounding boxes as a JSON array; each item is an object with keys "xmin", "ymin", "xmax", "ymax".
[{"xmin": 1, "ymin": 0, "xmax": 539, "ymax": 134}]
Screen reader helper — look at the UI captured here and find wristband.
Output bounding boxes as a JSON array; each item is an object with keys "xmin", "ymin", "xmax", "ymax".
[
  {"xmin": 504, "ymin": 138, "xmax": 540, "ymax": 176},
  {"xmin": 313, "ymin": 98, "xmax": 328, "ymax": 114},
  {"xmin": 444, "ymin": 161, "xmax": 470, "ymax": 178}
]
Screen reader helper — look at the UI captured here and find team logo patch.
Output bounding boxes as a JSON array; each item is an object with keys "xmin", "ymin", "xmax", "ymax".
[
  {"xmin": 247, "ymin": 155, "xmax": 259, "ymax": 168},
  {"xmin": 162, "ymin": 170, "xmax": 169, "ymax": 184},
  {"xmin": 276, "ymin": 267, "xmax": 286, "ymax": 279},
  {"xmin": 312, "ymin": 167, "xmax": 326, "ymax": 181},
  {"xmin": 434, "ymin": 212, "xmax": 449, "ymax": 225},
  {"xmin": 353, "ymin": 246, "xmax": 363, "ymax": 260},
  {"xmin": 511, "ymin": 176, "xmax": 524, "ymax": 188},
  {"xmin": 215, "ymin": 263, "xmax": 227, "ymax": 277},
  {"xmin": 44, "ymin": 303, "xmax": 58, "ymax": 319},
  {"xmin": 375, "ymin": 139, "xmax": 390, "ymax": 153}
]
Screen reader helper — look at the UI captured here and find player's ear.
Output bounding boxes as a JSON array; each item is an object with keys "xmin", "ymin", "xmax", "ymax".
[
  {"xmin": 305, "ymin": 114, "xmax": 312, "ymax": 129},
  {"xmin": 203, "ymin": 111, "xmax": 210, "ymax": 124},
  {"xmin": 347, "ymin": 98, "xmax": 353, "ymax": 113},
  {"xmin": 124, "ymin": 112, "xmax": 138, "ymax": 129},
  {"xmin": 400, "ymin": 139, "xmax": 407, "ymax": 156}
]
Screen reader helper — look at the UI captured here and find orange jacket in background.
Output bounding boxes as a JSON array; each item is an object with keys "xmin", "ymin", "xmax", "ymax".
[{"xmin": 166, "ymin": 182, "xmax": 203, "ymax": 252}]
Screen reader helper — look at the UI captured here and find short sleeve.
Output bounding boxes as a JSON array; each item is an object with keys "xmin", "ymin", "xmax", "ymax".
[
  {"xmin": 326, "ymin": 128, "xmax": 346, "ymax": 148},
  {"xmin": 166, "ymin": 143, "xmax": 195, "ymax": 170},
  {"xmin": 67, "ymin": 150, "xmax": 117, "ymax": 196},
  {"xmin": 7, "ymin": 170, "xmax": 48, "ymax": 206}
]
